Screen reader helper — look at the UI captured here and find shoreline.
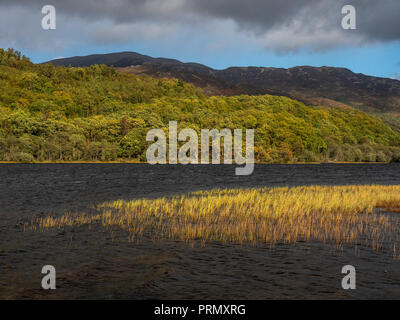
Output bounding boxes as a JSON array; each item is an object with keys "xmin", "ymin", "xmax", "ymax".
[{"xmin": 0, "ymin": 161, "xmax": 395, "ymax": 164}]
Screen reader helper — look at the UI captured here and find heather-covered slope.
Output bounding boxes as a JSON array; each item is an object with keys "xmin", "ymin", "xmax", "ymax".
[{"xmin": 47, "ymin": 51, "xmax": 400, "ymax": 116}]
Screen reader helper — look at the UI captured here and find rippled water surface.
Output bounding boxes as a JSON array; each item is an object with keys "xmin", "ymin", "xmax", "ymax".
[{"xmin": 1, "ymin": 164, "xmax": 400, "ymax": 299}]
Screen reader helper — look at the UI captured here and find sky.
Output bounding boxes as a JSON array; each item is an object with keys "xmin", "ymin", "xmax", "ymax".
[{"xmin": 0, "ymin": 0, "xmax": 399, "ymax": 79}]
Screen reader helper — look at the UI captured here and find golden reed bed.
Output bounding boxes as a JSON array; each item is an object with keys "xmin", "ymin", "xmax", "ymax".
[{"xmin": 27, "ymin": 185, "xmax": 400, "ymax": 257}]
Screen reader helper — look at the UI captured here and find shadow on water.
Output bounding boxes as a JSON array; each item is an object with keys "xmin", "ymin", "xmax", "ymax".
[{"xmin": 1, "ymin": 163, "xmax": 400, "ymax": 217}]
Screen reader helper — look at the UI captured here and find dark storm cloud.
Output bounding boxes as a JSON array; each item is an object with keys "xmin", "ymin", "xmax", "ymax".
[
  {"xmin": 0, "ymin": 0, "xmax": 189, "ymax": 21},
  {"xmin": 348, "ymin": 0, "xmax": 400, "ymax": 42},
  {"xmin": 189, "ymin": 0, "xmax": 329, "ymax": 31},
  {"xmin": 1, "ymin": 0, "xmax": 400, "ymax": 51},
  {"xmin": 189, "ymin": 0, "xmax": 400, "ymax": 43}
]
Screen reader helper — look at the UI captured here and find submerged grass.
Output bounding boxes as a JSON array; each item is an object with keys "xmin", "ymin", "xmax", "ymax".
[{"xmin": 27, "ymin": 185, "xmax": 400, "ymax": 255}]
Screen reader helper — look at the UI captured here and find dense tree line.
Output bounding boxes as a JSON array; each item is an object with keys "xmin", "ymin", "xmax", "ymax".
[{"xmin": 1, "ymin": 48, "xmax": 400, "ymax": 163}]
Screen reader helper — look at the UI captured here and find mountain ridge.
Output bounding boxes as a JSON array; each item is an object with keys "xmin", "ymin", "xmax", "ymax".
[{"xmin": 45, "ymin": 51, "xmax": 400, "ymax": 115}]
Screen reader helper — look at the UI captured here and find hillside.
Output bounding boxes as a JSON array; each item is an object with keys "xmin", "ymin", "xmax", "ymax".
[
  {"xmin": 47, "ymin": 52, "xmax": 400, "ymax": 117},
  {"xmin": 2, "ymin": 48, "xmax": 400, "ymax": 163}
]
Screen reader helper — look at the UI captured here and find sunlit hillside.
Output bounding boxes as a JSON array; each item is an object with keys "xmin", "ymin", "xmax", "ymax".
[{"xmin": 1, "ymin": 48, "xmax": 400, "ymax": 163}]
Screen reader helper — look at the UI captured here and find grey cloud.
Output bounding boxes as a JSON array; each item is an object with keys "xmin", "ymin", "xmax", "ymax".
[
  {"xmin": 0, "ymin": 5, "xmax": 83, "ymax": 52},
  {"xmin": 355, "ymin": 0, "xmax": 400, "ymax": 42},
  {"xmin": 1, "ymin": 0, "xmax": 400, "ymax": 52},
  {"xmin": 190, "ymin": 0, "xmax": 400, "ymax": 48},
  {"xmin": 189, "ymin": 0, "xmax": 328, "ymax": 32},
  {"xmin": 0, "ymin": 0, "xmax": 189, "ymax": 22}
]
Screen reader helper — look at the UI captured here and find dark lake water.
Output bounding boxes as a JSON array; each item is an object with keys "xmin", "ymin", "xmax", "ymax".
[
  {"xmin": 1, "ymin": 163, "xmax": 400, "ymax": 299},
  {"xmin": 1, "ymin": 163, "xmax": 400, "ymax": 217}
]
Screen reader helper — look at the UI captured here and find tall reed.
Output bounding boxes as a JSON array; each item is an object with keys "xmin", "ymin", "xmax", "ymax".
[{"xmin": 27, "ymin": 185, "xmax": 400, "ymax": 255}]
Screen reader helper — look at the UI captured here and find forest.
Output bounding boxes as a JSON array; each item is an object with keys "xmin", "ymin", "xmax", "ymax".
[{"xmin": 1, "ymin": 48, "xmax": 400, "ymax": 163}]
